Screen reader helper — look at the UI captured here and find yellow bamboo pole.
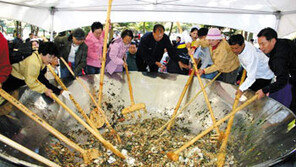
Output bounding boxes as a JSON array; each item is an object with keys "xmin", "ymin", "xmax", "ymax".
[
  {"xmin": 51, "ymin": 93, "xmax": 125, "ymax": 159},
  {"xmin": 167, "ymin": 94, "xmax": 258, "ymax": 161},
  {"xmin": 59, "ymin": 57, "xmax": 121, "ymax": 143},
  {"xmin": 189, "ymin": 54, "xmax": 220, "ymax": 134},
  {"xmin": 217, "ymin": 70, "xmax": 247, "ymax": 167},
  {"xmin": 175, "ymin": 22, "xmax": 219, "ymax": 134},
  {"xmin": 0, "ymin": 89, "xmax": 99, "ymax": 164},
  {"xmin": 0, "ymin": 133, "xmax": 60, "ymax": 167},
  {"xmin": 167, "ymin": 69, "xmax": 195, "ymax": 130},
  {"xmin": 176, "ymin": 22, "xmax": 182, "ymax": 33},
  {"xmin": 124, "ymin": 64, "xmax": 135, "ymax": 106},
  {"xmin": 58, "ymin": 58, "xmax": 103, "ymax": 126},
  {"xmin": 122, "ymin": 62, "xmax": 146, "ymax": 118},
  {"xmin": 98, "ymin": 0, "xmax": 113, "ymax": 107},
  {"xmin": 190, "ymin": 55, "xmax": 220, "ymax": 134},
  {"xmin": 47, "ymin": 65, "xmax": 99, "ymax": 130},
  {"xmin": 157, "ymin": 72, "xmax": 221, "ymax": 133}
]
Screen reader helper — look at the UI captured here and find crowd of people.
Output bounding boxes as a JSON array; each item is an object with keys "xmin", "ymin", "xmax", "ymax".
[{"xmin": 0, "ymin": 22, "xmax": 295, "ymax": 120}]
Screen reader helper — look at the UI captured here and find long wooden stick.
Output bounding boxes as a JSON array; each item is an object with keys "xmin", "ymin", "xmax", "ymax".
[
  {"xmin": 0, "ymin": 89, "xmax": 85, "ymax": 155},
  {"xmin": 51, "ymin": 93, "xmax": 125, "ymax": 159},
  {"xmin": 176, "ymin": 22, "xmax": 182, "ymax": 33},
  {"xmin": 123, "ymin": 62, "xmax": 144, "ymax": 116},
  {"xmin": 47, "ymin": 65, "xmax": 98, "ymax": 130},
  {"xmin": 188, "ymin": 54, "xmax": 220, "ymax": 134},
  {"xmin": 0, "ymin": 133, "xmax": 60, "ymax": 167},
  {"xmin": 175, "ymin": 22, "xmax": 219, "ymax": 134},
  {"xmin": 58, "ymin": 58, "xmax": 103, "ymax": 127},
  {"xmin": 98, "ymin": 0, "xmax": 113, "ymax": 107},
  {"xmin": 59, "ymin": 57, "xmax": 121, "ymax": 143},
  {"xmin": 124, "ymin": 64, "xmax": 135, "ymax": 105},
  {"xmin": 59, "ymin": 57, "xmax": 76, "ymax": 78},
  {"xmin": 167, "ymin": 69, "xmax": 195, "ymax": 130},
  {"xmin": 167, "ymin": 94, "xmax": 258, "ymax": 161},
  {"xmin": 157, "ymin": 72, "xmax": 221, "ymax": 133},
  {"xmin": 0, "ymin": 89, "xmax": 101, "ymax": 164},
  {"xmin": 217, "ymin": 70, "xmax": 247, "ymax": 167}
]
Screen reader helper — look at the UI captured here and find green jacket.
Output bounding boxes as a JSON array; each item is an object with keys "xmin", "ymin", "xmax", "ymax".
[
  {"xmin": 55, "ymin": 36, "xmax": 88, "ymax": 75},
  {"xmin": 126, "ymin": 52, "xmax": 138, "ymax": 71}
]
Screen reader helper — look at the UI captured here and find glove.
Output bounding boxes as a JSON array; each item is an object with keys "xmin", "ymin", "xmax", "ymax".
[{"xmin": 61, "ymin": 90, "xmax": 72, "ymax": 101}]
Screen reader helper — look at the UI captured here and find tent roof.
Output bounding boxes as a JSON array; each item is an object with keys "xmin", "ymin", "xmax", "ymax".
[{"xmin": 0, "ymin": 0, "xmax": 296, "ymax": 36}]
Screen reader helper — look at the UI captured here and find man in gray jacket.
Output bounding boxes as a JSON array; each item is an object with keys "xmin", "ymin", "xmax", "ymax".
[{"xmin": 55, "ymin": 28, "xmax": 88, "ymax": 78}]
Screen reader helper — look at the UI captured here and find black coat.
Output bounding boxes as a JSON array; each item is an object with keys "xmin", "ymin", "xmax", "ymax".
[
  {"xmin": 54, "ymin": 36, "xmax": 87, "ymax": 76},
  {"xmin": 262, "ymin": 39, "xmax": 296, "ymax": 94},
  {"xmin": 38, "ymin": 67, "xmax": 62, "ymax": 95},
  {"xmin": 136, "ymin": 32, "xmax": 180, "ymax": 72}
]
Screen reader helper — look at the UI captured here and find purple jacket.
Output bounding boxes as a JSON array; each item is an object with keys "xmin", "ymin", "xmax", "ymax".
[
  {"xmin": 84, "ymin": 31, "xmax": 104, "ymax": 68},
  {"xmin": 106, "ymin": 37, "xmax": 130, "ymax": 74}
]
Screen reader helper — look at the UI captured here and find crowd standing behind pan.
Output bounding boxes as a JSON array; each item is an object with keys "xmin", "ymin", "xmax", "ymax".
[{"xmin": 0, "ymin": 23, "xmax": 295, "ymax": 137}]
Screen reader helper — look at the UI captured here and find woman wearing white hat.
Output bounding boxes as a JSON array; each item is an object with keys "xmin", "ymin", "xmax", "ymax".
[{"xmin": 197, "ymin": 28, "xmax": 240, "ymax": 84}]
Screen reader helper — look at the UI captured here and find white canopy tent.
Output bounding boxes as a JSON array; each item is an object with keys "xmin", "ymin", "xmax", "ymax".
[{"xmin": 0, "ymin": 0, "xmax": 295, "ymax": 37}]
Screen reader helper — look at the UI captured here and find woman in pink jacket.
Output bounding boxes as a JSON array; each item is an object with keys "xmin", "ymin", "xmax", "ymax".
[
  {"xmin": 84, "ymin": 22, "xmax": 104, "ymax": 74},
  {"xmin": 106, "ymin": 29, "xmax": 133, "ymax": 75}
]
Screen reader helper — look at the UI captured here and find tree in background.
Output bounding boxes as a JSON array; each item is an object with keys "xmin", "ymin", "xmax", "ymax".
[
  {"xmin": 30, "ymin": 25, "xmax": 39, "ymax": 36},
  {"xmin": 14, "ymin": 21, "xmax": 23, "ymax": 37},
  {"xmin": 1, "ymin": 19, "xmax": 261, "ymax": 42}
]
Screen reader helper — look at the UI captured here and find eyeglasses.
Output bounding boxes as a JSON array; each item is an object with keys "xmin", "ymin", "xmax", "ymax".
[{"xmin": 48, "ymin": 55, "xmax": 55, "ymax": 59}]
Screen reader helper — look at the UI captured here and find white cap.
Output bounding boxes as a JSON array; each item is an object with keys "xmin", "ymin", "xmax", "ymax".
[{"xmin": 191, "ymin": 25, "xmax": 200, "ymax": 30}]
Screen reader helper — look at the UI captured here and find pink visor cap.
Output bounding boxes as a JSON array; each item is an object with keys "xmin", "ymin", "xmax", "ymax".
[{"xmin": 206, "ymin": 28, "xmax": 223, "ymax": 40}]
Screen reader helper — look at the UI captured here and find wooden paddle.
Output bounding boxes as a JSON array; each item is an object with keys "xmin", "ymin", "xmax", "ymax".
[
  {"xmin": 0, "ymin": 89, "xmax": 100, "ymax": 164},
  {"xmin": 51, "ymin": 93, "xmax": 125, "ymax": 159},
  {"xmin": 0, "ymin": 133, "xmax": 60, "ymax": 167},
  {"xmin": 59, "ymin": 57, "xmax": 121, "ymax": 143},
  {"xmin": 217, "ymin": 70, "xmax": 247, "ymax": 167},
  {"xmin": 47, "ymin": 65, "xmax": 102, "ymax": 130},
  {"xmin": 167, "ymin": 94, "xmax": 258, "ymax": 161},
  {"xmin": 176, "ymin": 21, "xmax": 220, "ymax": 135},
  {"xmin": 188, "ymin": 54, "xmax": 220, "ymax": 135},
  {"xmin": 122, "ymin": 61, "xmax": 147, "ymax": 118},
  {"xmin": 157, "ymin": 72, "xmax": 221, "ymax": 133},
  {"xmin": 166, "ymin": 69, "xmax": 195, "ymax": 130}
]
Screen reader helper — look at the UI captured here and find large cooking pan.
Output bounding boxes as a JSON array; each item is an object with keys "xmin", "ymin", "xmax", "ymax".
[{"xmin": 0, "ymin": 72, "xmax": 295, "ymax": 166}]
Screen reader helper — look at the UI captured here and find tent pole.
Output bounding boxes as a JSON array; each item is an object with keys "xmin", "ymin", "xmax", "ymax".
[
  {"xmin": 50, "ymin": 7, "xmax": 56, "ymax": 41},
  {"xmin": 274, "ymin": 10, "xmax": 282, "ymax": 31}
]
